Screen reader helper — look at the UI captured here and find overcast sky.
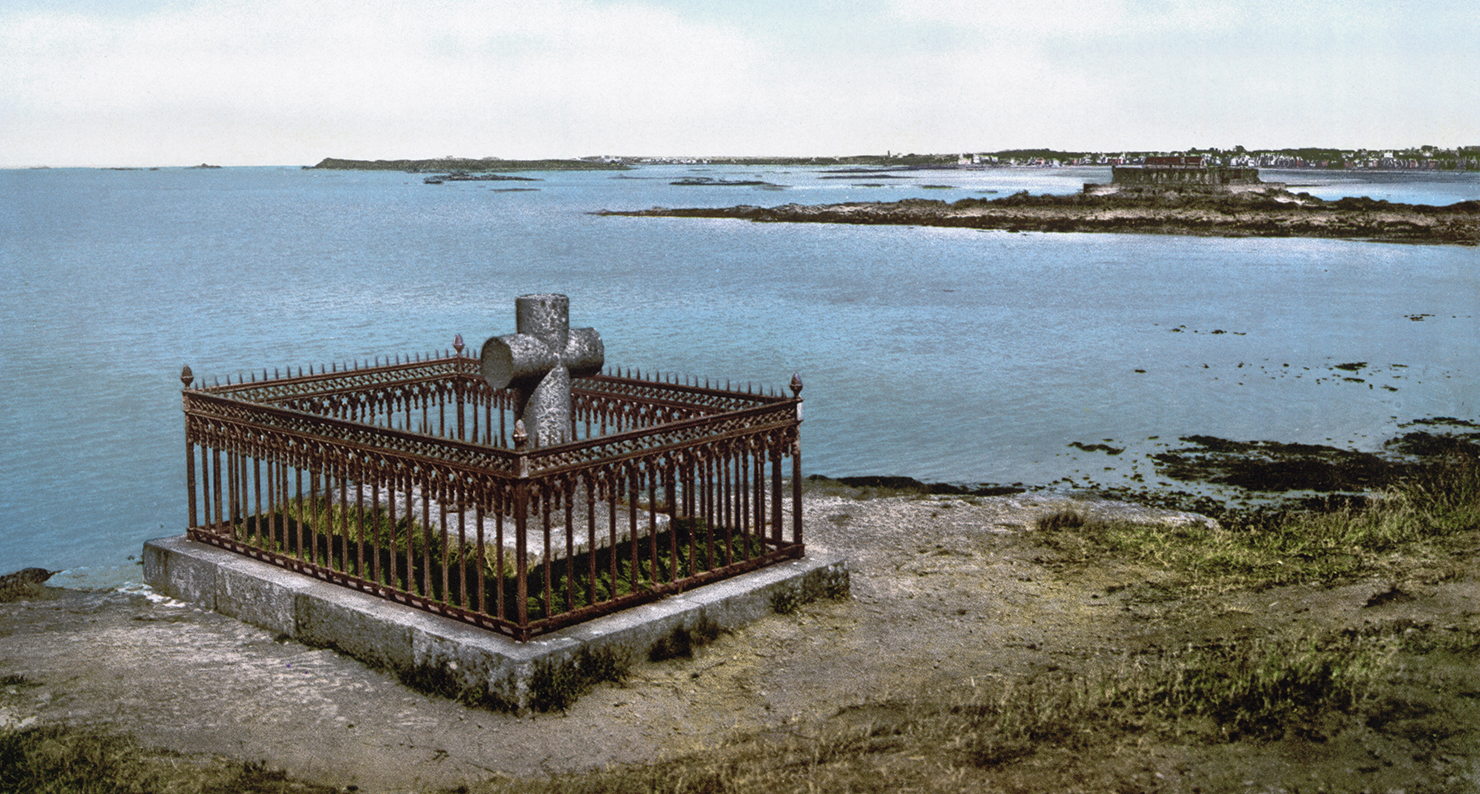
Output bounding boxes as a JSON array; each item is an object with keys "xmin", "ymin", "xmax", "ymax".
[{"xmin": 3, "ymin": 0, "xmax": 1477, "ymax": 167}]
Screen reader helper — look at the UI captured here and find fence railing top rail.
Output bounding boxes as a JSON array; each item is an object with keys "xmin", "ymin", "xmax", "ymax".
[
  {"xmin": 183, "ymin": 357, "xmax": 801, "ymax": 478},
  {"xmin": 188, "ymin": 355, "xmax": 791, "ymax": 411}
]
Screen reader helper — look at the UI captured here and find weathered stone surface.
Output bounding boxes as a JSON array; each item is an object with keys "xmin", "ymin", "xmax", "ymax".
[
  {"xmin": 481, "ymin": 294, "xmax": 604, "ymax": 447},
  {"xmin": 143, "ymin": 534, "xmax": 847, "ymax": 712}
]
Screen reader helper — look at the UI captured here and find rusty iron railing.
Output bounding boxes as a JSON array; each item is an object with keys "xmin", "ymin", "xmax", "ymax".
[{"xmin": 180, "ymin": 341, "xmax": 803, "ymax": 641}]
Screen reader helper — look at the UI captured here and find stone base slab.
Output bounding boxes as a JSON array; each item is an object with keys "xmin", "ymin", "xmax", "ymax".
[{"xmin": 143, "ymin": 535, "xmax": 847, "ymax": 711}]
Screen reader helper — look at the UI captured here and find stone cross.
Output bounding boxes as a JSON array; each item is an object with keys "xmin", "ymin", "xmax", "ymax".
[{"xmin": 480, "ymin": 294, "xmax": 604, "ymax": 448}]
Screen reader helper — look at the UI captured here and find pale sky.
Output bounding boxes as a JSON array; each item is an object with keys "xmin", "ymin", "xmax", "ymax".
[{"xmin": 3, "ymin": 0, "xmax": 1477, "ymax": 167}]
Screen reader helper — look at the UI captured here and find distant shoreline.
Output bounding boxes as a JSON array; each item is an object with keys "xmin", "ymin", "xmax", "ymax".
[
  {"xmin": 600, "ymin": 190, "xmax": 1480, "ymax": 246},
  {"xmin": 308, "ymin": 157, "xmax": 627, "ymax": 172}
]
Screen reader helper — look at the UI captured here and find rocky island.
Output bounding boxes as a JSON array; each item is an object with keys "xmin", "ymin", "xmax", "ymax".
[{"xmin": 601, "ymin": 189, "xmax": 1480, "ymax": 246}]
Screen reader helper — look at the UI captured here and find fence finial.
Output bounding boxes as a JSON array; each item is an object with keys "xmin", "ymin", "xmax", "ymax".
[
  {"xmin": 790, "ymin": 373, "xmax": 803, "ymax": 397},
  {"xmin": 513, "ymin": 419, "xmax": 529, "ymax": 450},
  {"xmin": 180, "ymin": 365, "xmax": 193, "ymax": 388},
  {"xmin": 454, "ymin": 333, "xmax": 465, "ymax": 355}
]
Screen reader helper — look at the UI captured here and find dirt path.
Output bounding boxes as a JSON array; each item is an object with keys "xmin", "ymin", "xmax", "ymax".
[{"xmin": 2, "ymin": 490, "xmax": 1470, "ymax": 792}]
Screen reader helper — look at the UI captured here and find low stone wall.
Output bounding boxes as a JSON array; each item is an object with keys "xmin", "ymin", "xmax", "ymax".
[{"xmin": 143, "ymin": 535, "xmax": 848, "ymax": 711}]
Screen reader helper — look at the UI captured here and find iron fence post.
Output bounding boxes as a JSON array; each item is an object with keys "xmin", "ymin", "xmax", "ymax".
[
  {"xmin": 183, "ymin": 367, "xmax": 198, "ymax": 530},
  {"xmin": 790, "ymin": 373, "xmax": 804, "ymax": 547},
  {"xmin": 513, "ymin": 420, "xmax": 530, "ymax": 640}
]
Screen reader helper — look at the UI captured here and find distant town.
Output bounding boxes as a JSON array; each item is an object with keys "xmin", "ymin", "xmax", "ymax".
[
  {"xmin": 314, "ymin": 145, "xmax": 1480, "ymax": 174},
  {"xmin": 609, "ymin": 145, "xmax": 1480, "ymax": 171}
]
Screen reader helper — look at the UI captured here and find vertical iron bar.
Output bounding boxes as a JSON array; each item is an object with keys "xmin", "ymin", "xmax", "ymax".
[
  {"xmin": 772, "ymin": 447, "xmax": 783, "ymax": 545},
  {"xmin": 586, "ymin": 477, "xmax": 597, "ymax": 607},
  {"xmin": 722, "ymin": 452, "xmax": 733, "ymax": 566},
  {"xmin": 666, "ymin": 469, "xmax": 678, "ymax": 582},
  {"xmin": 405, "ymin": 472, "xmax": 415, "ymax": 594},
  {"xmin": 294, "ymin": 466, "xmax": 304, "ymax": 560},
  {"xmin": 253, "ymin": 456, "xmax": 262, "ymax": 548},
  {"xmin": 456, "ymin": 381, "xmax": 465, "ymax": 442},
  {"xmin": 606, "ymin": 475, "xmax": 617, "ymax": 598},
  {"xmin": 212, "ymin": 448, "xmax": 223, "ymax": 533},
  {"xmin": 338, "ymin": 464, "xmax": 349, "ymax": 572},
  {"xmin": 201, "ymin": 443, "xmax": 213, "ymax": 533},
  {"xmin": 754, "ymin": 454, "xmax": 765, "ymax": 551},
  {"xmin": 739, "ymin": 446, "xmax": 751, "ymax": 559},
  {"xmin": 647, "ymin": 467, "xmax": 658, "ymax": 583},
  {"xmin": 439, "ymin": 480, "xmax": 449, "ymax": 604},
  {"xmin": 421, "ymin": 472, "xmax": 432, "ymax": 598},
  {"xmin": 227, "ymin": 452, "xmax": 238, "ymax": 537},
  {"xmin": 628, "ymin": 473, "xmax": 640, "ymax": 595},
  {"xmin": 497, "ymin": 482, "xmax": 507, "ymax": 621},
  {"xmin": 265, "ymin": 459, "xmax": 276, "ymax": 552},
  {"xmin": 457, "ymin": 480, "xmax": 467, "ymax": 608},
  {"xmin": 684, "ymin": 464, "xmax": 696, "ymax": 578},
  {"xmin": 185, "ymin": 438, "xmax": 197, "ymax": 529},
  {"xmin": 476, "ymin": 494, "xmax": 486, "ymax": 615},
  {"xmin": 309, "ymin": 465, "xmax": 320, "ymax": 566},
  {"xmin": 792, "ymin": 435, "xmax": 803, "ymax": 547},
  {"xmin": 278, "ymin": 460, "xmax": 288, "ymax": 555},
  {"xmin": 515, "ymin": 476, "xmax": 529, "ymax": 633},
  {"xmin": 564, "ymin": 480, "xmax": 575, "ymax": 612},
  {"xmin": 356, "ymin": 462, "xmax": 366, "ymax": 579},
  {"xmin": 704, "ymin": 457, "xmax": 715, "ymax": 571},
  {"xmin": 371, "ymin": 476, "xmax": 382, "ymax": 586},
  {"xmin": 542, "ymin": 489, "xmax": 553, "ymax": 617}
]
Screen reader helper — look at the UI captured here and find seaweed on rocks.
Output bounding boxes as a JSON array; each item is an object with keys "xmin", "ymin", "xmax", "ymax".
[
  {"xmin": 599, "ymin": 189, "xmax": 1480, "ymax": 245},
  {"xmin": 1152, "ymin": 437, "xmax": 1397, "ymax": 493},
  {"xmin": 806, "ymin": 474, "xmax": 1026, "ymax": 498},
  {"xmin": 1385, "ymin": 430, "xmax": 1480, "ymax": 458}
]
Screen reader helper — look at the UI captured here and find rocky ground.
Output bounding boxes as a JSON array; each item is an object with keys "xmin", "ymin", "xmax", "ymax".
[
  {"xmin": 601, "ymin": 190, "xmax": 1480, "ymax": 245},
  {"xmin": 5, "ymin": 481, "xmax": 1477, "ymax": 793}
]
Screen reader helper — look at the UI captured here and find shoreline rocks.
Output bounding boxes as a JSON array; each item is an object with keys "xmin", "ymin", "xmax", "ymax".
[
  {"xmin": 0, "ymin": 568, "xmax": 59, "ymax": 602},
  {"xmin": 600, "ymin": 190, "xmax": 1480, "ymax": 245}
]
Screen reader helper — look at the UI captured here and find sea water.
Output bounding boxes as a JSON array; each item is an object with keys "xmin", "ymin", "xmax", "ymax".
[{"xmin": 2, "ymin": 165, "xmax": 1476, "ymax": 587}]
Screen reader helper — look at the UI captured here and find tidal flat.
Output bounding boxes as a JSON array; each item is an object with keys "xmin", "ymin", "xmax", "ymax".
[{"xmin": 602, "ymin": 189, "xmax": 1480, "ymax": 246}]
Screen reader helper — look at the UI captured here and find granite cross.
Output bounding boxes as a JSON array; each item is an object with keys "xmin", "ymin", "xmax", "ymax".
[{"xmin": 480, "ymin": 294, "xmax": 604, "ymax": 448}]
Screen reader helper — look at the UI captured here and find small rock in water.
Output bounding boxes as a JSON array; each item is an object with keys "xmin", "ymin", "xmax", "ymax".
[{"xmin": 0, "ymin": 567, "xmax": 60, "ymax": 602}]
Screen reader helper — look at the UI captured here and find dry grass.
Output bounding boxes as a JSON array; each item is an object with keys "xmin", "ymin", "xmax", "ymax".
[
  {"xmin": 0, "ymin": 725, "xmax": 342, "ymax": 794},
  {"xmin": 447, "ymin": 621, "xmax": 1480, "ymax": 794}
]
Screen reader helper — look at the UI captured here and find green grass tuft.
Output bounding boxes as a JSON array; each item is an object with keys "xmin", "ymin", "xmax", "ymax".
[{"xmin": 1037, "ymin": 454, "xmax": 1480, "ymax": 591}]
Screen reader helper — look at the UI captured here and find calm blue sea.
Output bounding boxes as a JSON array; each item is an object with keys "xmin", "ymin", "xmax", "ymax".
[{"xmin": 2, "ymin": 164, "xmax": 1477, "ymax": 588}]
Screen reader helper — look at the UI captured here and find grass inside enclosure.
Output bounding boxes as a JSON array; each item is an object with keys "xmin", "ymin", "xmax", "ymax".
[{"xmin": 218, "ymin": 507, "xmax": 772, "ymax": 622}]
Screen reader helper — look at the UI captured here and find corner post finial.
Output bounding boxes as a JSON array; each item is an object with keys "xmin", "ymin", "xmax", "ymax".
[
  {"xmin": 790, "ymin": 372, "xmax": 803, "ymax": 397},
  {"xmin": 181, "ymin": 365, "xmax": 194, "ymax": 389}
]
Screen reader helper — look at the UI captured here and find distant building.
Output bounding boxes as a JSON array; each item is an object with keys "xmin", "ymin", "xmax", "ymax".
[{"xmin": 1085, "ymin": 156, "xmax": 1279, "ymax": 195}]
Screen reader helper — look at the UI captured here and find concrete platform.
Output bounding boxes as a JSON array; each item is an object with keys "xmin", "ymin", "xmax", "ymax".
[{"xmin": 143, "ymin": 535, "xmax": 848, "ymax": 711}]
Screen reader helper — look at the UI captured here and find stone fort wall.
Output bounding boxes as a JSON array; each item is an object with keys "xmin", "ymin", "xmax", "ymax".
[{"xmin": 1110, "ymin": 165, "xmax": 1263, "ymax": 186}]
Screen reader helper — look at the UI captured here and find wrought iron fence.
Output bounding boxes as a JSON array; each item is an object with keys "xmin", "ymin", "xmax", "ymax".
[{"xmin": 180, "ymin": 342, "xmax": 804, "ymax": 641}]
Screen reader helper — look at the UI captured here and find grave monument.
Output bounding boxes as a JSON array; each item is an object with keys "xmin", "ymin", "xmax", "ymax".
[
  {"xmin": 480, "ymin": 293, "xmax": 604, "ymax": 448},
  {"xmin": 148, "ymin": 292, "xmax": 843, "ymax": 709}
]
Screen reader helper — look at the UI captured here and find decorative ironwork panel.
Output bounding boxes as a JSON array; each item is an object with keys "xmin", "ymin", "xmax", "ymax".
[{"xmin": 182, "ymin": 351, "xmax": 803, "ymax": 641}]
